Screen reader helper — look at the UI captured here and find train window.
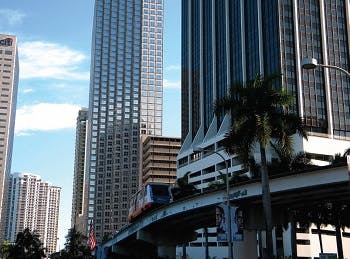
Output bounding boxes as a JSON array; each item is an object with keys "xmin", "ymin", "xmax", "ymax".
[{"xmin": 151, "ymin": 185, "xmax": 169, "ymax": 196}]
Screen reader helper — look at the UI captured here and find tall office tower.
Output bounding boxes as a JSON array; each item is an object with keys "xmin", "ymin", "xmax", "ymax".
[
  {"xmin": 178, "ymin": 1, "xmax": 350, "ymax": 258},
  {"xmin": 0, "ymin": 34, "xmax": 18, "ymax": 241},
  {"xmin": 139, "ymin": 135, "xmax": 180, "ymax": 187},
  {"xmin": 178, "ymin": 0, "xmax": 350, "ymax": 189},
  {"xmin": 87, "ymin": 0, "xmax": 163, "ymax": 241},
  {"xmin": 71, "ymin": 108, "xmax": 89, "ymax": 234},
  {"xmin": 5, "ymin": 173, "xmax": 61, "ymax": 256}
]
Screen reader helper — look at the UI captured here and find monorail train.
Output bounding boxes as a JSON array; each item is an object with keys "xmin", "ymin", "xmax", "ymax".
[{"xmin": 128, "ymin": 183, "xmax": 173, "ymax": 222}]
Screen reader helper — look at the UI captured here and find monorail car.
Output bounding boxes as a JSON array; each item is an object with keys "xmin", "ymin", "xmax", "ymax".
[{"xmin": 128, "ymin": 183, "xmax": 172, "ymax": 222}]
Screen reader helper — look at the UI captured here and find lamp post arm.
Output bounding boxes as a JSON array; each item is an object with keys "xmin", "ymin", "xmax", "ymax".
[
  {"xmin": 195, "ymin": 148, "xmax": 233, "ymax": 258},
  {"xmin": 212, "ymin": 151, "xmax": 230, "ymax": 194},
  {"xmin": 211, "ymin": 150, "xmax": 233, "ymax": 259},
  {"xmin": 212, "ymin": 150, "xmax": 226, "ymax": 164},
  {"xmin": 318, "ymin": 64, "xmax": 350, "ymax": 77}
]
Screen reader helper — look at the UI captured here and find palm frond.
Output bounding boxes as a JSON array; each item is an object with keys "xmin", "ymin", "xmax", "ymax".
[{"xmin": 343, "ymin": 148, "xmax": 350, "ymax": 156}]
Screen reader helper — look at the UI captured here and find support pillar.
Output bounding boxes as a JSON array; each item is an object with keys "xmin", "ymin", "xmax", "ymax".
[
  {"xmin": 158, "ymin": 245, "xmax": 176, "ymax": 259},
  {"xmin": 182, "ymin": 243, "xmax": 187, "ymax": 259},
  {"xmin": 233, "ymin": 230, "xmax": 258, "ymax": 259},
  {"xmin": 282, "ymin": 222, "xmax": 297, "ymax": 259}
]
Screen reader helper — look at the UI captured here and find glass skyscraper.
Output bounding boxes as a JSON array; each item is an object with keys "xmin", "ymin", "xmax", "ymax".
[
  {"xmin": 181, "ymin": 0, "xmax": 350, "ymax": 145},
  {"xmin": 86, "ymin": 0, "xmax": 163, "ymax": 241},
  {"xmin": 179, "ymin": 0, "xmax": 350, "ymax": 178}
]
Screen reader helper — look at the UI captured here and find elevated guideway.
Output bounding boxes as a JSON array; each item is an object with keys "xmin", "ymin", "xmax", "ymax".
[{"xmin": 98, "ymin": 164, "xmax": 350, "ymax": 258}]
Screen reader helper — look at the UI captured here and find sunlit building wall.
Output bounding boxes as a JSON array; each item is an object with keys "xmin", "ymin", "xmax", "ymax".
[
  {"xmin": 139, "ymin": 135, "xmax": 180, "ymax": 187},
  {"xmin": 71, "ymin": 108, "xmax": 89, "ymax": 234},
  {"xmin": 0, "ymin": 34, "xmax": 18, "ymax": 241}
]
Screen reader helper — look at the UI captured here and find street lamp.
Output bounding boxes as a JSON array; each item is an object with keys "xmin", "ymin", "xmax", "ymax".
[
  {"xmin": 301, "ymin": 57, "xmax": 350, "ymax": 77},
  {"xmin": 193, "ymin": 147, "xmax": 233, "ymax": 259}
]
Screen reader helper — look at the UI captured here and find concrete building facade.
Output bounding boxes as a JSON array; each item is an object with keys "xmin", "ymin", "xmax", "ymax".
[
  {"xmin": 0, "ymin": 34, "xmax": 18, "ymax": 240},
  {"xmin": 5, "ymin": 173, "xmax": 61, "ymax": 256},
  {"xmin": 178, "ymin": 0, "xmax": 350, "ymax": 258},
  {"xmin": 140, "ymin": 135, "xmax": 180, "ymax": 187},
  {"xmin": 71, "ymin": 108, "xmax": 89, "ymax": 234},
  {"xmin": 86, "ymin": 0, "xmax": 164, "ymax": 241}
]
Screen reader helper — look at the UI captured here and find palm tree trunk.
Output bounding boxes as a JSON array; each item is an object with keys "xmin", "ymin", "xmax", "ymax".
[
  {"xmin": 260, "ymin": 145, "xmax": 273, "ymax": 259},
  {"xmin": 317, "ymin": 223, "xmax": 323, "ymax": 254},
  {"xmin": 335, "ymin": 223, "xmax": 344, "ymax": 259}
]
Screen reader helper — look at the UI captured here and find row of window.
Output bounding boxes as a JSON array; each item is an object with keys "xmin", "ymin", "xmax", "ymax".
[
  {"xmin": 143, "ymin": 14, "xmax": 162, "ymax": 21},
  {"xmin": 0, "ymin": 50, "xmax": 12, "ymax": 55},
  {"xmin": 144, "ymin": 3, "xmax": 162, "ymax": 10}
]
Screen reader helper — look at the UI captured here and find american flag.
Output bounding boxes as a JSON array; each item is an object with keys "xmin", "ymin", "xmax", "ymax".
[{"xmin": 89, "ymin": 220, "xmax": 97, "ymax": 250}]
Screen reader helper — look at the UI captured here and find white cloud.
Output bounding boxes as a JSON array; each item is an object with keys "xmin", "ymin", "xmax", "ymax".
[
  {"xmin": 163, "ymin": 79, "xmax": 181, "ymax": 89},
  {"xmin": 0, "ymin": 9, "xmax": 25, "ymax": 26},
  {"xmin": 15, "ymin": 103, "xmax": 82, "ymax": 135},
  {"xmin": 22, "ymin": 88, "xmax": 33, "ymax": 94},
  {"xmin": 16, "ymin": 132, "xmax": 32, "ymax": 137},
  {"xmin": 165, "ymin": 65, "xmax": 181, "ymax": 71},
  {"xmin": 19, "ymin": 41, "xmax": 90, "ymax": 80}
]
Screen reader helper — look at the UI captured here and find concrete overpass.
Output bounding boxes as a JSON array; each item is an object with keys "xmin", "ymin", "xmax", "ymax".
[{"xmin": 98, "ymin": 164, "xmax": 350, "ymax": 258}]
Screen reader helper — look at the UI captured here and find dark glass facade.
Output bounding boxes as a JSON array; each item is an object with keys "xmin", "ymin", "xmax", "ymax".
[
  {"xmin": 215, "ymin": 1, "xmax": 228, "ymax": 128},
  {"xmin": 181, "ymin": 0, "xmax": 189, "ymax": 142},
  {"xmin": 203, "ymin": 0, "xmax": 213, "ymax": 133},
  {"xmin": 299, "ymin": 0, "xmax": 327, "ymax": 133},
  {"xmin": 324, "ymin": 0, "xmax": 350, "ymax": 138},
  {"xmin": 229, "ymin": 0, "xmax": 243, "ymax": 83},
  {"xmin": 262, "ymin": 1, "xmax": 280, "ymax": 77},
  {"xmin": 191, "ymin": 0, "xmax": 201, "ymax": 139},
  {"xmin": 245, "ymin": 0, "xmax": 260, "ymax": 79},
  {"xmin": 181, "ymin": 0, "xmax": 350, "ymax": 147},
  {"xmin": 279, "ymin": 0, "xmax": 298, "ymax": 112}
]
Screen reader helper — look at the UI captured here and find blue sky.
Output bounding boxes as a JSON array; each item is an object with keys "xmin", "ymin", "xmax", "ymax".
[{"xmin": 1, "ymin": 0, "xmax": 181, "ymax": 249}]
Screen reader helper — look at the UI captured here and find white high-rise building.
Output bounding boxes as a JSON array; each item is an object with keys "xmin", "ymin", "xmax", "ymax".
[
  {"xmin": 5, "ymin": 173, "xmax": 61, "ymax": 256},
  {"xmin": 86, "ymin": 0, "xmax": 164, "ymax": 241},
  {"xmin": 0, "ymin": 34, "xmax": 19, "ymax": 240}
]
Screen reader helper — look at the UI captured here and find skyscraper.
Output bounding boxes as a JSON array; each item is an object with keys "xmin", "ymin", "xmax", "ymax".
[
  {"xmin": 86, "ymin": 0, "xmax": 163, "ymax": 241},
  {"xmin": 71, "ymin": 108, "xmax": 89, "ymax": 234},
  {"xmin": 5, "ymin": 173, "xmax": 61, "ymax": 256},
  {"xmin": 0, "ymin": 34, "xmax": 18, "ymax": 241},
  {"xmin": 178, "ymin": 1, "xmax": 349, "ymax": 258},
  {"xmin": 178, "ymin": 0, "xmax": 350, "ymax": 189}
]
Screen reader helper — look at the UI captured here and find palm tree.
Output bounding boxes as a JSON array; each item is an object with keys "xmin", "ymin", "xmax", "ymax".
[
  {"xmin": 61, "ymin": 226, "xmax": 90, "ymax": 258},
  {"xmin": 214, "ymin": 73, "xmax": 307, "ymax": 258},
  {"xmin": 102, "ymin": 233, "xmax": 111, "ymax": 244},
  {"xmin": 331, "ymin": 147, "xmax": 350, "ymax": 165},
  {"xmin": 268, "ymin": 142, "xmax": 314, "ymax": 175},
  {"xmin": 8, "ymin": 228, "xmax": 46, "ymax": 258},
  {"xmin": 172, "ymin": 171, "xmax": 199, "ymax": 199},
  {"xmin": 293, "ymin": 204, "xmax": 327, "ymax": 254},
  {"xmin": 293, "ymin": 201, "xmax": 350, "ymax": 258},
  {"xmin": 0, "ymin": 240, "xmax": 13, "ymax": 258}
]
